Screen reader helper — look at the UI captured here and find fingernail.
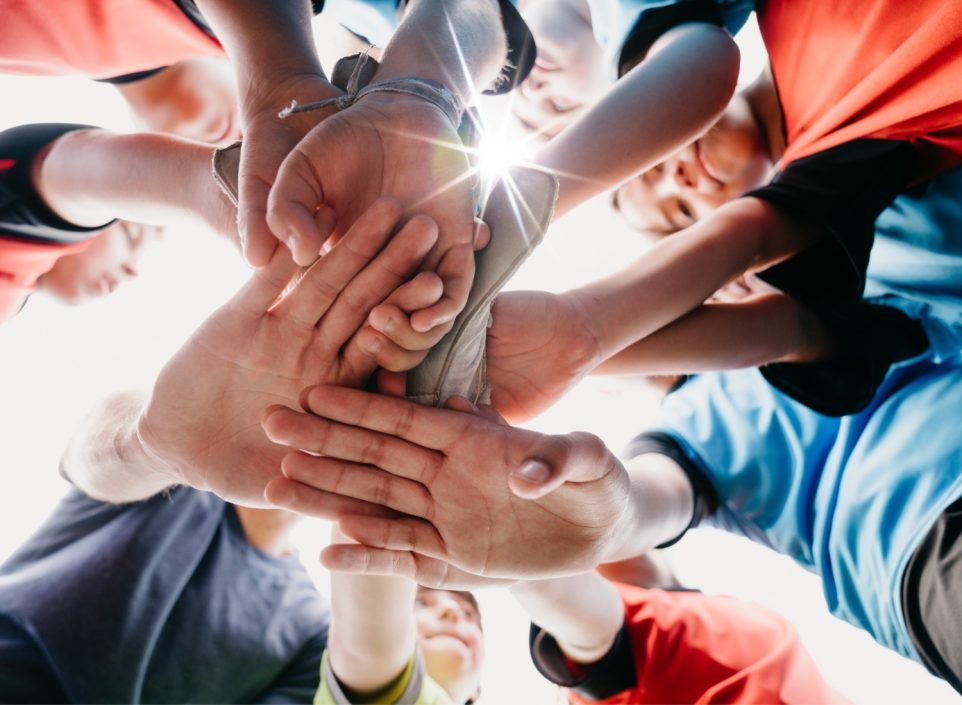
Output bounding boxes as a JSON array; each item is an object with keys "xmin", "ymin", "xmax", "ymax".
[
  {"xmin": 511, "ymin": 460, "xmax": 551, "ymax": 484},
  {"xmin": 285, "ymin": 232, "xmax": 299, "ymax": 252},
  {"xmin": 365, "ymin": 336, "xmax": 382, "ymax": 354}
]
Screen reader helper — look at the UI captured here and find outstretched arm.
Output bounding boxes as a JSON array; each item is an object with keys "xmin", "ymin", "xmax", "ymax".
[
  {"xmin": 36, "ymin": 129, "xmax": 237, "ymax": 243},
  {"xmin": 511, "ymin": 572, "xmax": 624, "ymax": 665},
  {"xmin": 593, "ymin": 292, "xmax": 834, "ymax": 376},
  {"xmin": 325, "ymin": 528, "xmax": 419, "ymax": 696},
  {"xmin": 537, "ymin": 24, "xmax": 739, "ymax": 218}
]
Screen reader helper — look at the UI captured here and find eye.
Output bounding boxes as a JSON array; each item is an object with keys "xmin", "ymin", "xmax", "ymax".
[
  {"xmin": 677, "ymin": 199, "xmax": 694, "ymax": 222},
  {"xmin": 550, "ymin": 98, "xmax": 578, "ymax": 114}
]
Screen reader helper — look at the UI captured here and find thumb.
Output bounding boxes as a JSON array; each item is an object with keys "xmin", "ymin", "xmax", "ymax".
[{"xmin": 508, "ymin": 432, "xmax": 613, "ymax": 500}]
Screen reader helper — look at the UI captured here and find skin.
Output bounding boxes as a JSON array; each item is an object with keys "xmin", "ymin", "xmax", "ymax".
[
  {"xmin": 37, "ymin": 221, "xmax": 160, "ymax": 303},
  {"xmin": 263, "ymin": 389, "xmax": 694, "ymax": 585},
  {"xmin": 114, "ymin": 57, "xmax": 242, "ymax": 146},
  {"xmin": 61, "ymin": 198, "xmax": 445, "ymax": 506},
  {"xmin": 196, "ymin": 0, "xmax": 506, "ymax": 358},
  {"xmin": 511, "ymin": 0, "xmax": 610, "ymax": 141},
  {"xmin": 614, "ymin": 93, "xmax": 775, "ymax": 233},
  {"xmin": 614, "ymin": 70, "xmax": 786, "ymax": 235},
  {"xmin": 414, "ymin": 588, "xmax": 484, "ymax": 703}
]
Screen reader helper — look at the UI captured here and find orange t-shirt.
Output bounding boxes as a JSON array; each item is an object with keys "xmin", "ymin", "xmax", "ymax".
[
  {"xmin": 760, "ymin": 0, "xmax": 962, "ymax": 177},
  {"xmin": 0, "ymin": 0, "xmax": 223, "ymax": 79}
]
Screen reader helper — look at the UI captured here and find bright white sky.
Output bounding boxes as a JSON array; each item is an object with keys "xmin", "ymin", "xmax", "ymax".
[{"xmin": 0, "ymin": 14, "xmax": 956, "ymax": 705}]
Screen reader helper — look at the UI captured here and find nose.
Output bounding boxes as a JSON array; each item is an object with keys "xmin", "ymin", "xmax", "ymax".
[
  {"xmin": 436, "ymin": 599, "xmax": 462, "ymax": 623},
  {"xmin": 672, "ymin": 157, "xmax": 697, "ymax": 190}
]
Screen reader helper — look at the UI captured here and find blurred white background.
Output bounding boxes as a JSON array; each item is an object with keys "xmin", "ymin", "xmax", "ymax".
[{"xmin": 0, "ymin": 14, "xmax": 957, "ymax": 704}]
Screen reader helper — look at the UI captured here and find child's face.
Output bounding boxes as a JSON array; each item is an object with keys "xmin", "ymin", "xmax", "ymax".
[
  {"xmin": 38, "ymin": 221, "xmax": 160, "ymax": 304},
  {"xmin": 414, "ymin": 588, "xmax": 484, "ymax": 700},
  {"xmin": 614, "ymin": 95, "xmax": 772, "ymax": 233},
  {"xmin": 511, "ymin": 0, "xmax": 610, "ymax": 141}
]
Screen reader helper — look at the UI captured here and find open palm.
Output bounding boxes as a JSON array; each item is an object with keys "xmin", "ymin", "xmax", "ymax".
[
  {"xmin": 262, "ymin": 387, "xmax": 630, "ymax": 579},
  {"xmin": 138, "ymin": 199, "xmax": 438, "ymax": 505}
]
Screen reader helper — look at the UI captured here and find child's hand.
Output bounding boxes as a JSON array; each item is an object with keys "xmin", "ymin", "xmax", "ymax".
[
  {"xmin": 353, "ymin": 220, "xmax": 491, "ymax": 373},
  {"xmin": 486, "ymin": 290, "xmax": 602, "ymax": 422},
  {"xmin": 266, "ymin": 94, "xmax": 478, "ymax": 335},
  {"xmin": 262, "ymin": 387, "xmax": 630, "ymax": 581},
  {"xmin": 235, "ymin": 72, "xmax": 343, "ymax": 266}
]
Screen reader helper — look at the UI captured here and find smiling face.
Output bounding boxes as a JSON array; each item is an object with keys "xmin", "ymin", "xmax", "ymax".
[
  {"xmin": 414, "ymin": 588, "xmax": 484, "ymax": 703},
  {"xmin": 613, "ymin": 94, "xmax": 773, "ymax": 233},
  {"xmin": 38, "ymin": 221, "xmax": 160, "ymax": 304},
  {"xmin": 511, "ymin": 0, "xmax": 610, "ymax": 141}
]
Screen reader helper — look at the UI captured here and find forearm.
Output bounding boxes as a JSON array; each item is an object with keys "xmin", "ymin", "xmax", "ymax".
[
  {"xmin": 604, "ymin": 453, "xmax": 695, "ymax": 562},
  {"xmin": 37, "ymin": 130, "xmax": 235, "ymax": 240},
  {"xmin": 194, "ymin": 0, "xmax": 327, "ymax": 105},
  {"xmin": 374, "ymin": 0, "xmax": 507, "ymax": 102},
  {"xmin": 570, "ymin": 197, "xmax": 813, "ymax": 362},
  {"xmin": 537, "ymin": 24, "xmax": 739, "ymax": 218},
  {"xmin": 60, "ymin": 391, "xmax": 180, "ymax": 503},
  {"xmin": 511, "ymin": 572, "xmax": 624, "ymax": 664},
  {"xmin": 595, "ymin": 293, "xmax": 834, "ymax": 375},
  {"xmin": 329, "ymin": 527, "xmax": 418, "ymax": 694}
]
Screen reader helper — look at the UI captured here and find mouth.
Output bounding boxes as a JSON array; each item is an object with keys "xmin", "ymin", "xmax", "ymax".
[{"xmin": 693, "ymin": 141, "xmax": 724, "ymax": 190}]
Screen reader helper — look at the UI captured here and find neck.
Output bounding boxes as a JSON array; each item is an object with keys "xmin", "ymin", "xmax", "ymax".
[
  {"xmin": 234, "ymin": 506, "xmax": 300, "ymax": 555},
  {"xmin": 744, "ymin": 65, "xmax": 785, "ymax": 164}
]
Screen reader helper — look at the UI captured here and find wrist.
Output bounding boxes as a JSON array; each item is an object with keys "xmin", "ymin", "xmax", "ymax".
[
  {"xmin": 560, "ymin": 289, "xmax": 608, "ymax": 371},
  {"xmin": 133, "ymin": 415, "xmax": 186, "ymax": 489}
]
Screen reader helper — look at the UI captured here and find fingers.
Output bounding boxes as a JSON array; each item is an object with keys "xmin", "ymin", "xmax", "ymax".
[
  {"xmin": 230, "ymin": 245, "xmax": 300, "ymax": 317},
  {"xmin": 377, "ymin": 369, "xmax": 407, "ymax": 398},
  {"xmin": 237, "ymin": 170, "xmax": 279, "ymax": 267},
  {"xmin": 473, "ymin": 218, "xmax": 491, "ymax": 251},
  {"xmin": 262, "ymin": 404, "xmax": 439, "ymax": 482},
  {"xmin": 280, "ymin": 452, "xmax": 433, "ymax": 518},
  {"xmin": 508, "ymin": 431, "xmax": 616, "ymax": 500},
  {"xmin": 321, "ymin": 544, "xmax": 514, "ymax": 588},
  {"xmin": 337, "ymin": 513, "xmax": 448, "ymax": 561},
  {"xmin": 265, "ymin": 148, "xmax": 336, "ymax": 266},
  {"xmin": 270, "ymin": 197, "xmax": 404, "ymax": 327},
  {"xmin": 409, "ymin": 242, "xmax": 475, "ymax": 333},
  {"xmin": 264, "ymin": 476, "xmax": 396, "ymax": 519},
  {"xmin": 298, "ymin": 385, "xmax": 473, "ymax": 450},
  {"xmin": 320, "ymin": 217, "xmax": 439, "ymax": 355},
  {"xmin": 348, "ymin": 272, "xmax": 447, "ymax": 372}
]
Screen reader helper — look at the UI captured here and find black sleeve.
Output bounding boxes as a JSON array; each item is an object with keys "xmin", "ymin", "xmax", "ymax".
[
  {"xmin": 0, "ymin": 613, "xmax": 69, "ymax": 704},
  {"xmin": 622, "ymin": 432, "xmax": 719, "ymax": 547},
  {"xmin": 529, "ymin": 620, "xmax": 637, "ymax": 700},
  {"xmin": 619, "ymin": 0, "xmax": 725, "ymax": 76},
  {"xmin": 747, "ymin": 139, "xmax": 928, "ymax": 415},
  {"xmin": 0, "ymin": 124, "xmax": 113, "ymax": 244}
]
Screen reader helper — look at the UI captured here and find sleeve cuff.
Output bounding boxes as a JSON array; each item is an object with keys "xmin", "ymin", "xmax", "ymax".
[
  {"xmin": 622, "ymin": 431, "xmax": 718, "ymax": 548},
  {"xmin": 529, "ymin": 620, "xmax": 637, "ymax": 700}
]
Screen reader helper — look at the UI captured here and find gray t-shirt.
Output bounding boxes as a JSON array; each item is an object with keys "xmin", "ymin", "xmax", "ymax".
[{"xmin": 0, "ymin": 486, "xmax": 329, "ymax": 704}]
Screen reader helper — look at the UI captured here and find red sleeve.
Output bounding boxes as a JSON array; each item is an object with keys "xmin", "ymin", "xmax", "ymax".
[{"xmin": 572, "ymin": 585, "xmax": 849, "ymax": 705}]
